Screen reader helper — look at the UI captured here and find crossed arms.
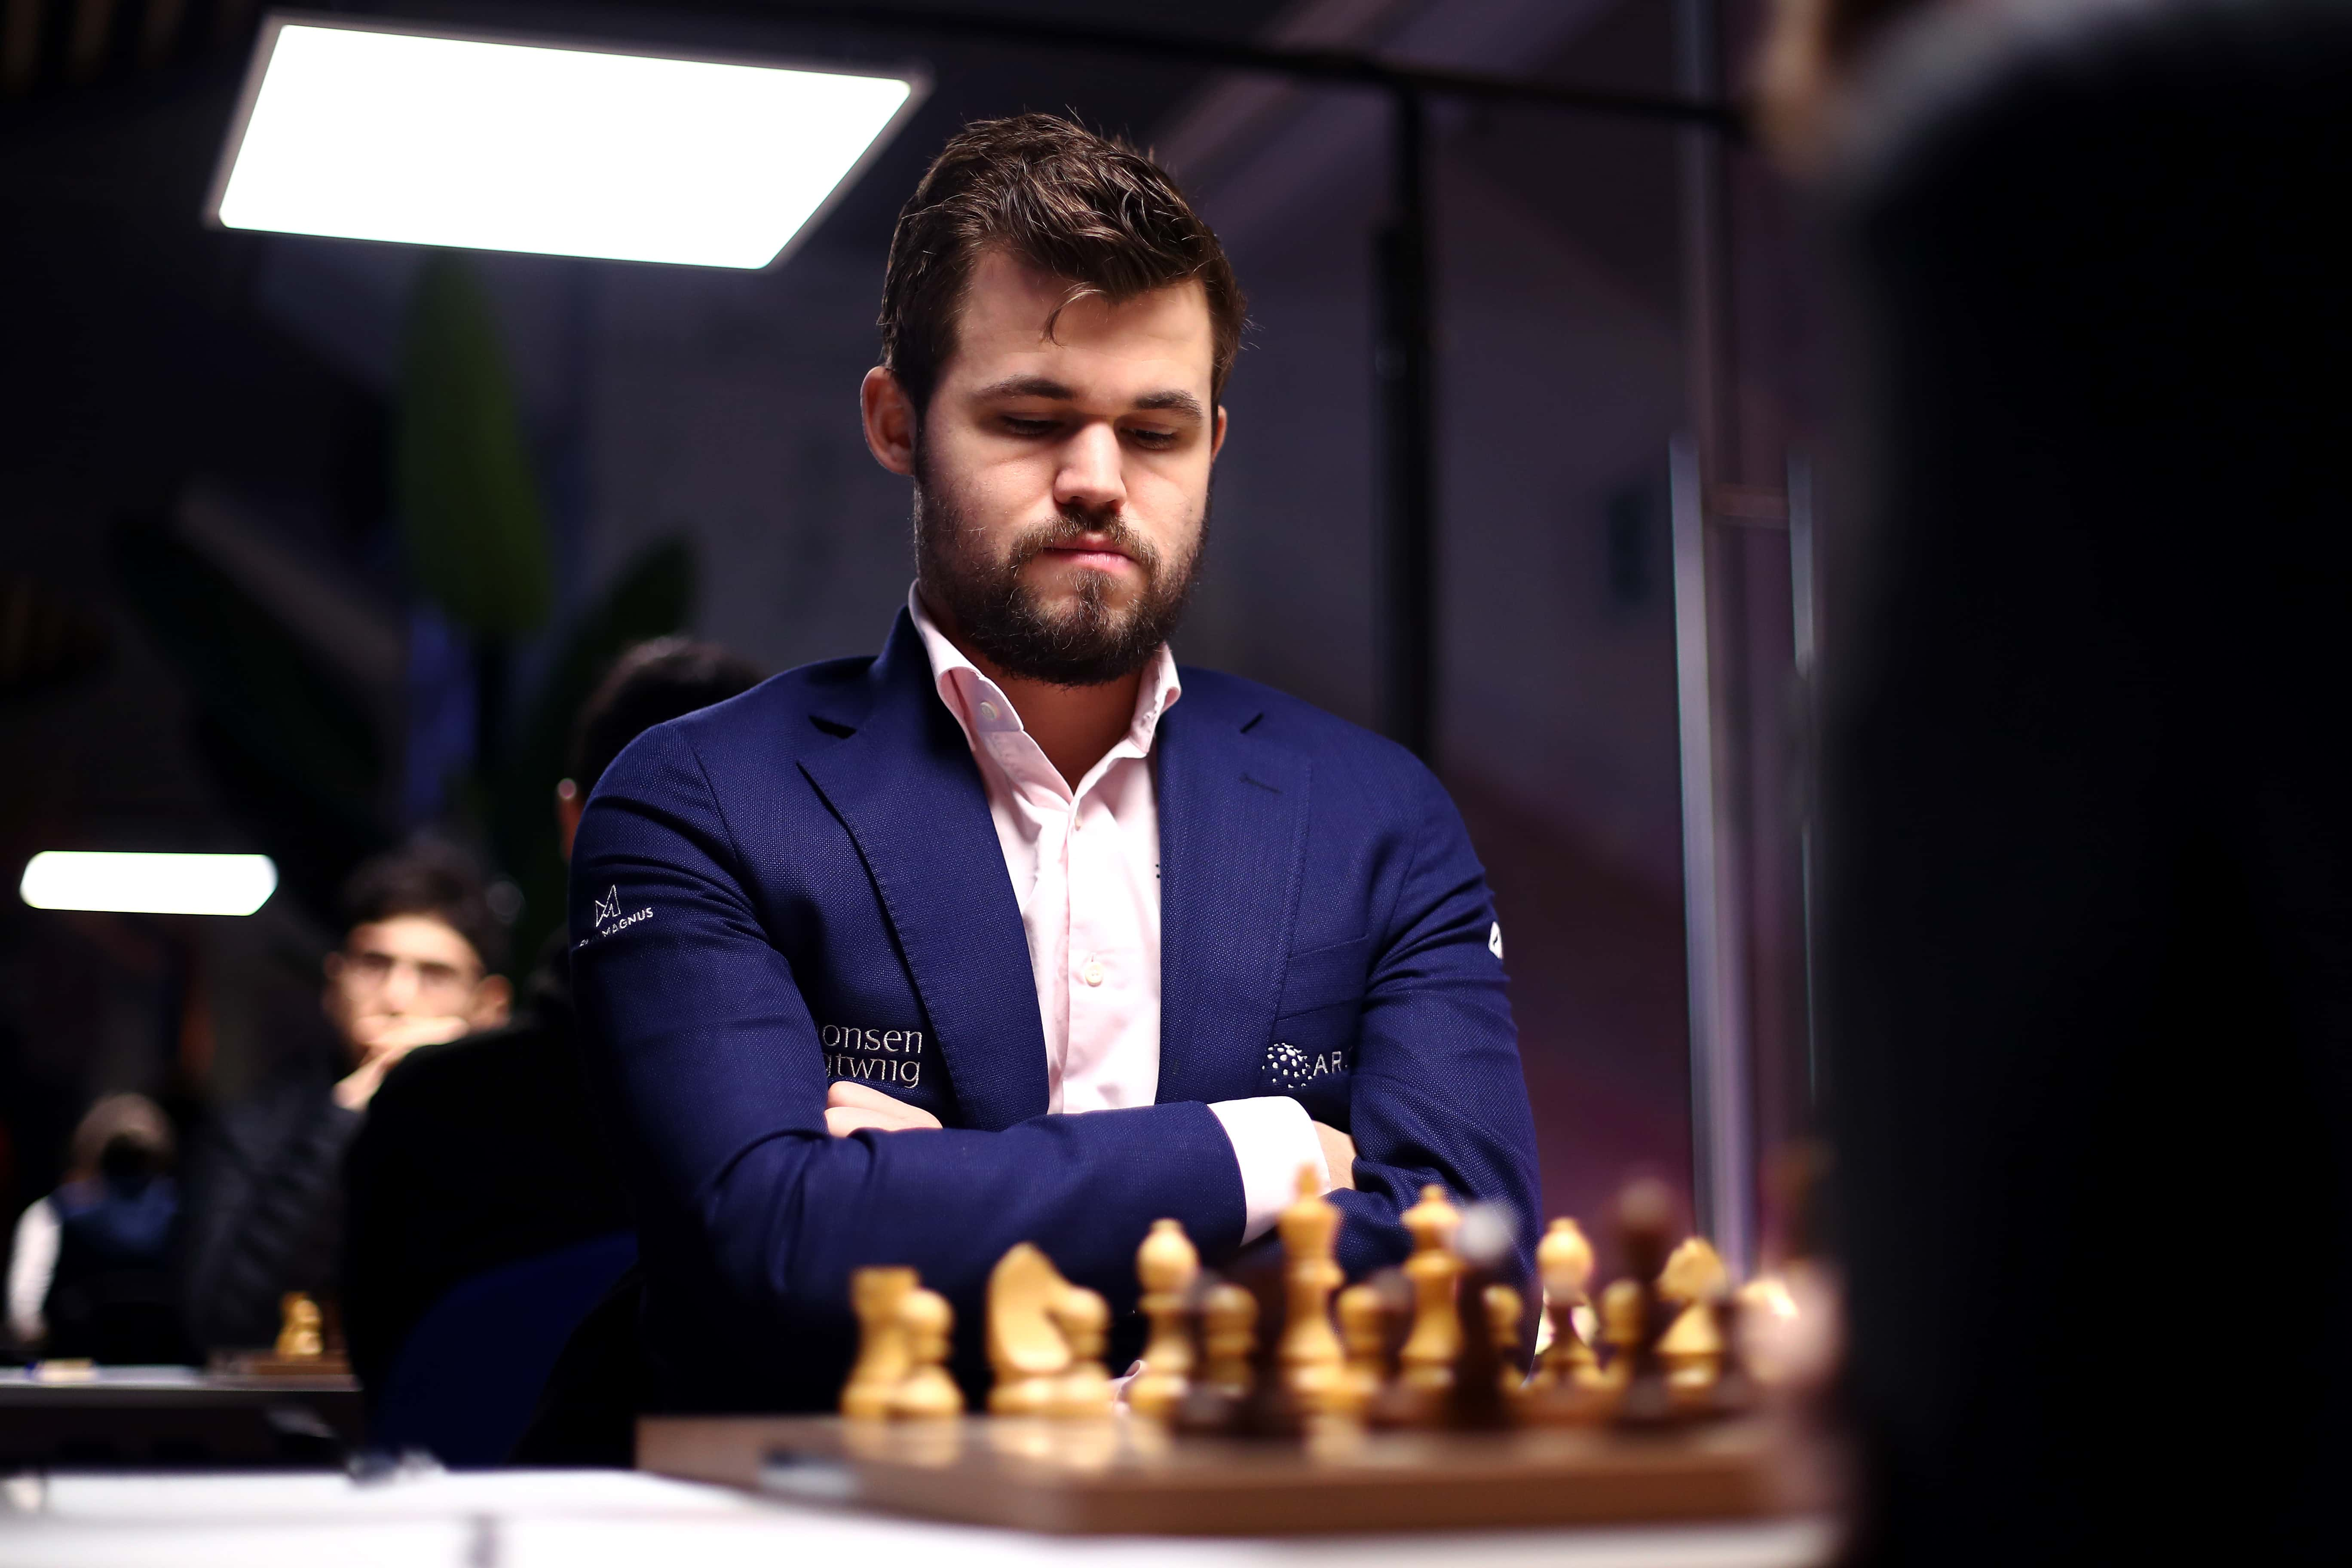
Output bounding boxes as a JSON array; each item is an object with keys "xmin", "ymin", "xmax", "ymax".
[{"xmin": 570, "ymin": 720, "xmax": 1540, "ymax": 1392}]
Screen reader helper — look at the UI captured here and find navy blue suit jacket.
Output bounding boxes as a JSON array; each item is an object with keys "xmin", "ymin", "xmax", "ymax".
[{"xmin": 570, "ymin": 610, "xmax": 1540, "ymax": 1411}]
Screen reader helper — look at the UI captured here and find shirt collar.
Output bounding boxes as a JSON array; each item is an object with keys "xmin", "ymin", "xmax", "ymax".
[{"xmin": 907, "ymin": 582, "xmax": 1182, "ymax": 765}]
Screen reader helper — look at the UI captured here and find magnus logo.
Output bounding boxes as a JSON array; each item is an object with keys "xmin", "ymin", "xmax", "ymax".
[{"xmin": 577, "ymin": 884, "xmax": 652, "ymax": 947}]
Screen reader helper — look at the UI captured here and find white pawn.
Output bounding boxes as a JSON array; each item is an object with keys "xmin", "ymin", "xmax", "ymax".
[
  {"xmin": 1279, "ymin": 1164, "xmax": 1346, "ymax": 1409},
  {"xmin": 1396, "ymin": 1185, "xmax": 1462, "ymax": 1397},
  {"xmin": 841, "ymin": 1266, "xmax": 918, "ymax": 1418},
  {"xmin": 1129, "ymin": 1220, "xmax": 1199, "ymax": 1421},
  {"xmin": 887, "ymin": 1288, "xmax": 964, "ymax": 1420},
  {"xmin": 1050, "ymin": 1286, "xmax": 1115, "ymax": 1419}
]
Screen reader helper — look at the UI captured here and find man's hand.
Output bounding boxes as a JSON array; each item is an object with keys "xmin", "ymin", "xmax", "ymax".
[
  {"xmin": 1314, "ymin": 1121, "xmax": 1357, "ymax": 1191},
  {"xmin": 349, "ymin": 1014, "xmax": 475, "ymax": 1053},
  {"xmin": 826, "ymin": 1081, "xmax": 945, "ymax": 1137},
  {"xmin": 332, "ymin": 1014, "xmax": 474, "ymax": 1110}
]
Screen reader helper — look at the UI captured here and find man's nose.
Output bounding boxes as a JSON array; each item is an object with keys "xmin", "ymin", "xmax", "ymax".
[
  {"xmin": 380, "ymin": 962, "xmax": 420, "ymax": 1013},
  {"xmin": 1053, "ymin": 423, "xmax": 1126, "ymax": 515}
]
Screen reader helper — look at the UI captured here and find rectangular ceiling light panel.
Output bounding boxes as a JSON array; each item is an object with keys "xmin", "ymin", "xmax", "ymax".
[
  {"xmin": 21, "ymin": 852, "xmax": 279, "ymax": 916},
  {"xmin": 209, "ymin": 15, "xmax": 927, "ymax": 268}
]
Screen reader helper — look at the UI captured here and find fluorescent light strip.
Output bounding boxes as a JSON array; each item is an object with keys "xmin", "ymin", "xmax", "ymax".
[
  {"xmin": 20, "ymin": 852, "xmax": 279, "ymax": 916},
  {"xmin": 209, "ymin": 17, "xmax": 926, "ymax": 268}
]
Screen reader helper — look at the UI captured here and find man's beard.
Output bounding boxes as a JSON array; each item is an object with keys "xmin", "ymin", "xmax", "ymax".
[{"xmin": 913, "ymin": 452, "xmax": 1207, "ymax": 688}]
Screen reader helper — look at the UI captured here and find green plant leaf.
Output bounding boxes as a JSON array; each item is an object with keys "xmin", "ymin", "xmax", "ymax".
[
  {"xmin": 397, "ymin": 252, "xmax": 551, "ymax": 635},
  {"xmin": 489, "ymin": 536, "xmax": 696, "ymax": 972},
  {"xmin": 111, "ymin": 517, "xmax": 389, "ymax": 919}
]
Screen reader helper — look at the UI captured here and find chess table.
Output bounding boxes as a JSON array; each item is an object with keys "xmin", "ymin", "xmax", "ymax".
[
  {"xmin": 0, "ymin": 1365, "xmax": 361, "ymax": 1469},
  {"xmin": 0, "ymin": 1467, "xmax": 1834, "ymax": 1568},
  {"xmin": 638, "ymin": 1412, "xmax": 1808, "ymax": 1535}
]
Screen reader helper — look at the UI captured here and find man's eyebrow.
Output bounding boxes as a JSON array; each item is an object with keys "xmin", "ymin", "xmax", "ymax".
[
  {"xmin": 972, "ymin": 375, "xmax": 1075, "ymax": 401},
  {"xmin": 1130, "ymin": 389, "xmax": 1207, "ymax": 421},
  {"xmin": 970, "ymin": 377, "xmax": 1205, "ymax": 423}
]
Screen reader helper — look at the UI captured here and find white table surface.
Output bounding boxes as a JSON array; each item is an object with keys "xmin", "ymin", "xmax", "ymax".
[{"xmin": 0, "ymin": 1468, "xmax": 1834, "ymax": 1568}]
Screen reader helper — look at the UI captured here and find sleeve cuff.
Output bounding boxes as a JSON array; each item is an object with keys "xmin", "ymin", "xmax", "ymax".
[{"xmin": 1207, "ymin": 1096, "xmax": 1329, "ymax": 1243}]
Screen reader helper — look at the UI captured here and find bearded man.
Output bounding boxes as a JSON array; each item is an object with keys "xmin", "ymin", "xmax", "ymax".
[{"xmin": 571, "ymin": 114, "xmax": 1540, "ymax": 1412}]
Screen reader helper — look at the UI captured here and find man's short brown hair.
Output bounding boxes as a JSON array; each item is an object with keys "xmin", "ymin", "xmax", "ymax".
[
  {"xmin": 340, "ymin": 839, "xmax": 505, "ymax": 973},
  {"xmin": 879, "ymin": 113, "xmax": 1246, "ymax": 415}
]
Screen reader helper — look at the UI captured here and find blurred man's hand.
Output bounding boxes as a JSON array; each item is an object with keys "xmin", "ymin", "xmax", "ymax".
[
  {"xmin": 336, "ymin": 1016, "xmax": 480, "ymax": 1108},
  {"xmin": 332, "ymin": 1009, "xmax": 482, "ymax": 1109},
  {"xmin": 825, "ymin": 1081, "xmax": 945, "ymax": 1136},
  {"xmin": 1314, "ymin": 1121, "xmax": 1357, "ymax": 1191},
  {"xmin": 348, "ymin": 1013, "xmax": 475, "ymax": 1053}
]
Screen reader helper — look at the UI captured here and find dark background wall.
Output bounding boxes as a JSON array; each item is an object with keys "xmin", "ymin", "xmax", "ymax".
[{"xmin": 0, "ymin": 0, "xmax": 1823, "ymax": 1256}]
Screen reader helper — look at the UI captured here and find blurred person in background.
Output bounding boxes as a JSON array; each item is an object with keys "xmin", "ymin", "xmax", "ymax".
[
  {"xmin": 1763, "ymin": 0, "xmax": 2352, "ymax": 1559},
  {"xmin": 6, "ymin": 1094, "xmax": 190, "ymax": 1364},
  {"xmin": 183, "ymin": 842, "xmax": 509, "ymax": 1351},
  {"xmin": 342, "ymin": 639, "xmax": 761, "ymax": 1400}
]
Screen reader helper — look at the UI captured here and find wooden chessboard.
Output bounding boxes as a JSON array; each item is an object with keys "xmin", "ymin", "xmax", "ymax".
[
  {"xmin": 205, "ymin": 1349, "xmax": 354, "ymax": 1381},
  {"xmin": 637, "ymin": 1413, "xmax": 1802, "ymax": 1535}
]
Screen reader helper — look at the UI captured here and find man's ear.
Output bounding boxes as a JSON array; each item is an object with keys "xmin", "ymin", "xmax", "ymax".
[
  {"xmin": 862, "ymin": 366, "xmax": 918, "ymax": 476},
  {"xmin": 555, "ymin": 779, "xmax": 583, "ymax": 862},
  {"xmin": 1211, "ymin": 404, "xmax": 1228, "ymax": 460}
]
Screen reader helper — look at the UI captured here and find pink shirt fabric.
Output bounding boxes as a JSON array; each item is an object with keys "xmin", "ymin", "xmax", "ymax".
[{"xmin": 910, "ymin": 588, "xmax": 1325, "ymax": 1240}]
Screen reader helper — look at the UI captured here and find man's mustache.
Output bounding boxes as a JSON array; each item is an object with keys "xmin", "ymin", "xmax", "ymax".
[{"xmin": 1005, "ymin": 511, "xmax": 1161, "ymax": 577}]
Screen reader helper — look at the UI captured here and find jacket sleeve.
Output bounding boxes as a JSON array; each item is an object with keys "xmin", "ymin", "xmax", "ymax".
[
  {"xmin": 1329, "ymin": 764, "xmax": 1542, "ymax": 1292},
  {"xmin": 568, "ymin": 724, "xmax": 1247, "ymax": 1343},
  {"xmin": 184, "ymin": 1090, "xmax": 361, "ymax": 1351}
]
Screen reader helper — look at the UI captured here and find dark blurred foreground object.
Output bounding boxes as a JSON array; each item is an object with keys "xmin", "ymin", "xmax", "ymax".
[
  {"xmin": 339, "ymin": 938, "xmax": 622, "ymax": 1407},
  {"xmin": 508, "ymin": 1263, "xmax": 646, "ymax": 1466},
  {"xmin": 366, "ymin": 1232, "xmax": 637, "ymax": 1467},
  {"xmin": 344, "ymin": 639, "xmax": 760, "ymax": 1462},
  {"xmin": 6, "ymin": 1096, "xmax": 191, "ymax": 1366},
  {"xmin": 0, "ymin": 1366, "xmax": 360, "ymax": 1469},
  {"xmin": 1819, "ymin": 1, "xmax": 2352, "ymax": 1562},
  {"xmin": 0, "ymin": 573, "xmax": 111, "ymax": 698}
]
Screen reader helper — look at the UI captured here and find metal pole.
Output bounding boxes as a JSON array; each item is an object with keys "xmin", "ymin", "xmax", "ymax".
[
  {"xmin": 1673, "ymin": 0, "xmax": 1734, "ymax": 476},
  {"xmin": 1670, "ymin": 0, "xmax": 1754, "ymax": 1274},
  {"xmin": 1671, "ymin": 436, "xmax": 1754, "ymax": 1278},
  {"xmin": 1787, "ymin": 454, "xmax": 1822, "ymax": 1111},
  {"xmin": 1375, "ymin": 87, "xmax": 1436, "ymax": 760}
]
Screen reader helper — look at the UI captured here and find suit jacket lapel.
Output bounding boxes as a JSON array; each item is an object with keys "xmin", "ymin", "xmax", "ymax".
[
  {"xmin": 799, "ymin": 611, "xmax": 1049, "ymax": 1130},
  {"xmin": 1155, "ymin": 691, "xmax": 1312, "ymax": 1106}
]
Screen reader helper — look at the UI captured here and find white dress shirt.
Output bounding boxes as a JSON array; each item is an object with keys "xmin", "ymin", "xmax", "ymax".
[
  {"xmin": 6, "ymin": 1197, "xmax": 58, "ymax": 1347},
  {"xmin": 910, "ymin": 587, "xmax": 1326, "ymax": 1240}
]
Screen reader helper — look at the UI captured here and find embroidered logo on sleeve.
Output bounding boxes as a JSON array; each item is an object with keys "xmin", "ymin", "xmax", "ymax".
[
  {"xmin": 1265, "ymin": 1039, "xmax": 1350, "ymax": 1091},
  {"xmin": 1489, "ymin": 921, "xmax": 1504, "ymax": 962},
  {"xmin": 578, "ymin": 884, "xmax": 653, "ymax": 947}
]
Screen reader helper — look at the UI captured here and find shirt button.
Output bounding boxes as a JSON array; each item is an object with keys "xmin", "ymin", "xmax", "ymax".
[
  {"xmin": 1081, "ymin": 957, "xmax": 1106, "ymax": 987},
  {"xmin": 978, "ymin": 701, "xmax": 999, "ymax": 721}
]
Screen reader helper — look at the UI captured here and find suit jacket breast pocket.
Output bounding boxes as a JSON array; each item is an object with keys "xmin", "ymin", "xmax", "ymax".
[
  {"xmin": 1263, "ymin": 935, "xmax": 1373, "ymax": 1121},
  {"xmin": 820, "ymin": 1022, "xmax": 949, "ymax": 1122}
]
